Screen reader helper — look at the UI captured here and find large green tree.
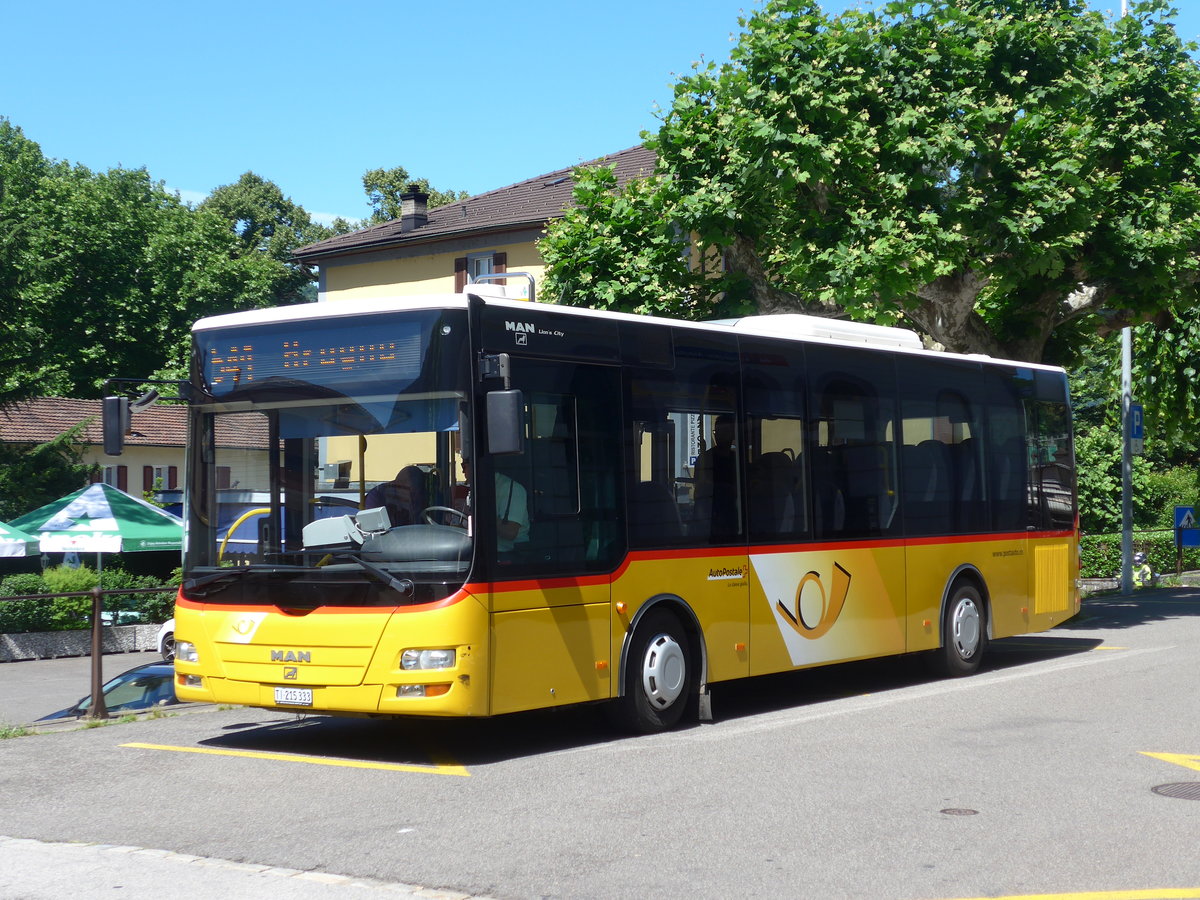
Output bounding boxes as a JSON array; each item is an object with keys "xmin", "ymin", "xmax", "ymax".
[
  {"xmin": 543, "ymin": 0, "xmax": 1200, "ymax": 365},
  {"xmin": 0, "ymin": 119, "xmax": 303, "ymax": 398},
  {"xmin": 362, "ymin": 165, "xmax": 467, "ymax": 224},
  {"xmin": 0, "ymin": 121, "xmax": 62, "ymax": 404},
  {"xmin": 201, "ymin": 172, "xmax": 330, "ymax": 305},
  {"xmin": 0, "ymin": 425, "xmax": 94, "ymax": 520}
]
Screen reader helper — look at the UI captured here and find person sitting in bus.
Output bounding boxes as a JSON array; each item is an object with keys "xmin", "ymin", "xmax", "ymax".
[
  {"xmin": 363, "ymin": 466, "xmax": 427, "ymax": 527},
  {"xmin": 495, "ymin": 470, "xmax": 529, "ymax": 552},
  {"xmin": 461, "ymin": 459, "xmax": 530, "ymax": 552},
  {"xmin": 694, "ymin": 413, "xmax": 740, "ymax": 540}
]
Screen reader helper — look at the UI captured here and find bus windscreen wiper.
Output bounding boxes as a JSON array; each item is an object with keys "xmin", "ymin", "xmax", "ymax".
[
  {"xmin": 182, "ymin": 565, "xmax": 305, "ymax": 593},
  {"xmin": 334, "ymin": 554, "xmax": 415, "ymax": 597}
]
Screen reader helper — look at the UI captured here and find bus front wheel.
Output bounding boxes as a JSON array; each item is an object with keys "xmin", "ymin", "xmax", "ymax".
[
  {"xmin": 936, "ymin": 582, "xmax": 987, "ymax": 677},
  {"xmin": 612, "ymin": 609, "xmax": 693, "ymax": 733}
]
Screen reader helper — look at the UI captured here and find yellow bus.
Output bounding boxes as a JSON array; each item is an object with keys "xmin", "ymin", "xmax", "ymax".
[{"xmin": 172, "ymin": 282, "xmax": 1078, "ymax": 731}]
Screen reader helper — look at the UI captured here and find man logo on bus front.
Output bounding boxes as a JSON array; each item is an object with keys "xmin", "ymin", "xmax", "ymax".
[{"xmin": 775, "ymin": 562, "xmax": 851, "ymax": 640}]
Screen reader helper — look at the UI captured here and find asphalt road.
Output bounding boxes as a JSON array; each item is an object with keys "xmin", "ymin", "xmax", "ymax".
[
  {"xmin": 0, "ymin": 650, "xmax": 164, "ymax": 727},
  {"xmin": 2, "ymin": 590, "xmax": 1200, "ymax": 899}
]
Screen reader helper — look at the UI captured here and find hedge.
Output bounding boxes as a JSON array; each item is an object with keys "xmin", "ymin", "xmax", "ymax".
[
  {"xmin": 0, "ymin": 564, "xmax": 176, "ymax": 635},
  {"xmin": 1079, "ymin": 530, "xmax": 1200, "ymax": 578}
]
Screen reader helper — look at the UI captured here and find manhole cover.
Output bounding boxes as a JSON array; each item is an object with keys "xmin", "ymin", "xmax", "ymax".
[
  {"xmin": 939, "ymin": 808, "xmax": 979, "ymax": 816},
  {"xmin": 1152, "ymin": 782, "xmax": 1200, "ymax": 801}
]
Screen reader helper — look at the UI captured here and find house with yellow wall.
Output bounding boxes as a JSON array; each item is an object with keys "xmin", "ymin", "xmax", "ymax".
[
  {"xmin": 293, "ymin": 145, "xmax": 654, "ymax": 303},
  {"xmin": 292, "ymin": 145, "xmax": 655, "ymax": 492},
  {"xmin": 0, "ymin": 398, "xmax": 269, "ymax": 513}
]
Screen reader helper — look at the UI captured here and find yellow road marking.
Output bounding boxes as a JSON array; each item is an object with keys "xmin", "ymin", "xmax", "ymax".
[
  {"xmin": 1141, "ymin": 751, "xmax": 1200, "ymax": 774},
  {"xmin": 944, "ymin": 891, "xmax": 1200, "ymax": 900},
  {"xmin": 121, "ymin": 742, "xmax": 469, "ymax": 776}
]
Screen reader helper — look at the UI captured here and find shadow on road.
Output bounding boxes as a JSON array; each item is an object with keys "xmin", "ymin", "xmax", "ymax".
[
  {"xmin": 195, "ymin": 628, "xmax": 1104, "ymax": 768},
  {"xmin": 1061, "ymin": 587, "xmax": 1200, "ymax": 630}
]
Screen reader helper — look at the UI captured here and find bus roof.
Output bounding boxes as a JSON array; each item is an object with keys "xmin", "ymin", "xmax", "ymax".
[{"xmin": 192, "ymin": 291, "xmax": 1064, "ymax": 373}]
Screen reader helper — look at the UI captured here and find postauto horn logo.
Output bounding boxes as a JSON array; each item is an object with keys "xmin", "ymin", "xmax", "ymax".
[{"xmin": 775, "ymin": 562, "xmax": 851, "ymax": 640}]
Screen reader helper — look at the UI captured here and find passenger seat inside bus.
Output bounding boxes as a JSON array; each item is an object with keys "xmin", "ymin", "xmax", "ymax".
[
  {"xmin": 902, "ymin": 439, "xmax": 952, "ymax": 533},
  {"xmin": 838, "ymin": 443, "xmax": 896, "ymax": 534},
  {"xmin": 749, "ymin": 452, "xmax": 796, "ymax": 537},
  {"xmin": 629, "ymin": 480, "xmax": 682, "ymax": 543},
  {"xmin": 950, "ymin": 437, "xmax": 984, "ymax": 530},
  {"xmin": 811, "ymin": 448, "xmax": 846, "ymax": 535}
]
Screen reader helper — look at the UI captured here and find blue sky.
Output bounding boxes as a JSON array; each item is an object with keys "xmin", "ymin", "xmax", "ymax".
[{"xmin": 4, "ymin": 1, "xmax": 1198, "ymax": 226}]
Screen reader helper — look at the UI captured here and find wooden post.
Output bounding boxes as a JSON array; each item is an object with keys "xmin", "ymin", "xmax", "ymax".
[{"xmin": 88, "ymin": 586, "xmax": 108, "ymax": 720}]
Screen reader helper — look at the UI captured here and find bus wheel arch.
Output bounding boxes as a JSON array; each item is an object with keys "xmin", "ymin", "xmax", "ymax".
[
  {"xmin": 612, "ymin": 596, "xmax": 706, "ymax": 732},
  {"xmin": 934, "ymin": 568, "xmax": 990, "ymax": 677}
]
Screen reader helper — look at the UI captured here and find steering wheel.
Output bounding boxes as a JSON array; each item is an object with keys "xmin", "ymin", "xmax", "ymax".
[{"xmin": 422, "ymin": 506, "xmax": 467, "ymax": 528}]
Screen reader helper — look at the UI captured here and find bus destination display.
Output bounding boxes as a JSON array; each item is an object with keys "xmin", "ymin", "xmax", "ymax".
[{"xmin": 199, "ymin": 325, "xmax": 423, "ymax": 396}]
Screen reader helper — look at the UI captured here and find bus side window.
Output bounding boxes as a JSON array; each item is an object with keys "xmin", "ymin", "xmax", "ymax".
[
  {"xmin": 984, "ymin": 367, "xmax": 1035, "ymax": 532},
  {"xmin": 742, "ymin": 343, "xmax": 809, "ymax": 543},
  {"xmin": 626, "ymin": 328, "xmax": 742, "ymax": 549},
  {"xmin": 1029, "ymin": 379, "xmax": 1074, "ymax": 530},
  {"xmin": 693, "ymin": 412, "xmax": 740, "ymax": 542},
  {"xmin": 807, "ymin": 344, "xmax": 900, "ymax": 540},
  {"xmin": 629, "ymin": 419, "xmax": 684, "ymax": 544},
  {"xmin": 500, "ymin": 361, "xmax": 622, "ymax": 575}
]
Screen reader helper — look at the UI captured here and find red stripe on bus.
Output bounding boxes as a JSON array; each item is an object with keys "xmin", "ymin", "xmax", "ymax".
[
  {"xmin": 175, "ymin": 589, "xmax": 471, "ymax": 616},
  {"xmin": 177, "ymin": 527, "xmax": 1077, "ymax": 606},
  {"xmin": 487, "ymin": 529, "xmax": 1076, "ymax": 594}
]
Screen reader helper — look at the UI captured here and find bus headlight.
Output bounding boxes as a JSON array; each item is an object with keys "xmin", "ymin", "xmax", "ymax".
[
  {"xmin": 401, "ymin": 648, "xmax": 455, "ymax": 670},
  {"xmin": 176, "ymin": 641, "xmax": 199, "ymax": 663}
]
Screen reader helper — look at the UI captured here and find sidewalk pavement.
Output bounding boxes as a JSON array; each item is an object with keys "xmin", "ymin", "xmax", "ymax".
[{"xmin": 0, "ymin": 835, "xmax": 494, "ymax": 899}]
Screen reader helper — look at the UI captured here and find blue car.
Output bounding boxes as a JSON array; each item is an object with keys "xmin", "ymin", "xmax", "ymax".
[{"xmin": 38, "ymin": 662, "xmax": 181, "ymax": 721}]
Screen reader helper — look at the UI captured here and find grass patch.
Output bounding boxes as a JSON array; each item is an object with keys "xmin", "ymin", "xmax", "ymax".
[{"xmin": 0, "ymin": 723, "xmax": 34, "ymax": 739}]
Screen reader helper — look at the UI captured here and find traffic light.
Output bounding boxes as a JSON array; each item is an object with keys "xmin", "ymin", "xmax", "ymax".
[{"xmin": 102, "ymin": 396, "xmax": 129, "ymax": 456}]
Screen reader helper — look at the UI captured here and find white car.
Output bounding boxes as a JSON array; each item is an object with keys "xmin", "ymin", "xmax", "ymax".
[{"xmin": 156, "ymin": 618, "xmax": 175, "ymax": 661}]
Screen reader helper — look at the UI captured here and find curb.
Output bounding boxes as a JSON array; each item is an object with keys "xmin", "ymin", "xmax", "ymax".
[{"xmin": 0, "ymin": 834, "xmax": 497, "ymax": 898}]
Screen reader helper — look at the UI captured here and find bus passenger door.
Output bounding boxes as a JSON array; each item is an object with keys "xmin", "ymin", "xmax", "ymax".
[
  {"xmin": 1022, "ymin": 382, "xmax": 1079, "ymax": 633},
  {"xmin": 484, "ymin": 360, "xmax": 623, "ymax": 715}
]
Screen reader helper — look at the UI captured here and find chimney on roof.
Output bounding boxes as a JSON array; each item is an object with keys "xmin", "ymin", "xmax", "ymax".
[{"xmin": 400, "ymin": 183, "xmax": 429, "ymax": 233}]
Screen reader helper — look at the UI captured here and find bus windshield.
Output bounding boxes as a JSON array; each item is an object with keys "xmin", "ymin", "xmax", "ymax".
[{"xmin": 182, "ymin": 306, "xmax": 473, "ymax": 608}]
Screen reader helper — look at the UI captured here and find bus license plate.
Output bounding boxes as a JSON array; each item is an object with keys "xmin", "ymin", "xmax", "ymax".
[{"xmin": 274, "ymin": 687, "xmax": 313, "ymax": 707}]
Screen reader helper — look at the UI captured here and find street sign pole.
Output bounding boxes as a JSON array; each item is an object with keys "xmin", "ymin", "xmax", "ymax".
[{"xmin": 1121, "ymin": 327, "xmax": 1133, "ymax": 596}]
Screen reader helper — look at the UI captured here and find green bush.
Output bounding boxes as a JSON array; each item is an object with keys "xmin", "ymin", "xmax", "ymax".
[
  {"xmin": 101, "ymin": 568, "xmax": 176, "ymax": 622},
  {"xmin": 0, "ymin": 564, "xmax": 176, "ymax": 633},
  {"xmin": 1080, "ymin": 530, "xmax": 1200, "ymax": 578},
  {"xmin": 47, "ymin": 594, "xmax": 91, "ymax": 629},
  {"xmin": 1138, "ymin": 467, "xmax": 1200, "ymax": 530},
  {"xmin": 0, "ymin": 597, "xmax": 53, "ymax": 633},
  {"xmin": 38, "ymin": 565, "xmax": 99, "ymax": 629},
  {"xmin": 0, "ymin": 573, "xmax": 47, "ymax": 597},
  {"xmin": 41, "ymin": 565, "xmax": 100, "ymax": 593},
  {"xmin": 0, "ymin": 574, "xmax": 48, "ymax": 633}
]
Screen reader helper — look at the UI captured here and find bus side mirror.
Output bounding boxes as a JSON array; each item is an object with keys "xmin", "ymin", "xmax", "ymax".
[
  {"xmin": 487, "ymin": 390, "xmax": 525, "ymax": 455},
  {"xmin": 102, "ymin": 396, "xmax": 130, "ymax": 456}
]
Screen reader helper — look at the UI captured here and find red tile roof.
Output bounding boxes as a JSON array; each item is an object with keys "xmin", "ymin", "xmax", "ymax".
[
  {"xmin": 0, "ymin": 398, "xmax": 267, "ymax": 450},
  {"xmin": 294, "ymin": 145, "xmax": 657, "ymax": 262}
]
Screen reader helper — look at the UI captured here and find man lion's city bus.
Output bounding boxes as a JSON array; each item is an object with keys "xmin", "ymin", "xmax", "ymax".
[{"xmin": 169, "ymin": 279, "xmax": 1078, "ymax": 732}]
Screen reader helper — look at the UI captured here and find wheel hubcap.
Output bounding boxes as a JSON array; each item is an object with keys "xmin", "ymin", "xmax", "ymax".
[
  {"xmin": 641, "ymin": 633, "xmax": 686, "ymax": 709},
  {"xmin": 951, "ymin": 597, "xmax": 981, "ymax": 659}
]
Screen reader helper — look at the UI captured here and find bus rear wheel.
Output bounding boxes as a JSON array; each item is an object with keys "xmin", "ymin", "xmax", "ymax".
[
  {"xmin": 936, "ymin": 583, "xmax": 986, "ymax": 677},
  {"xmin": 612, "ymin": 610, "xmax": 693, "ymax": 733}
]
